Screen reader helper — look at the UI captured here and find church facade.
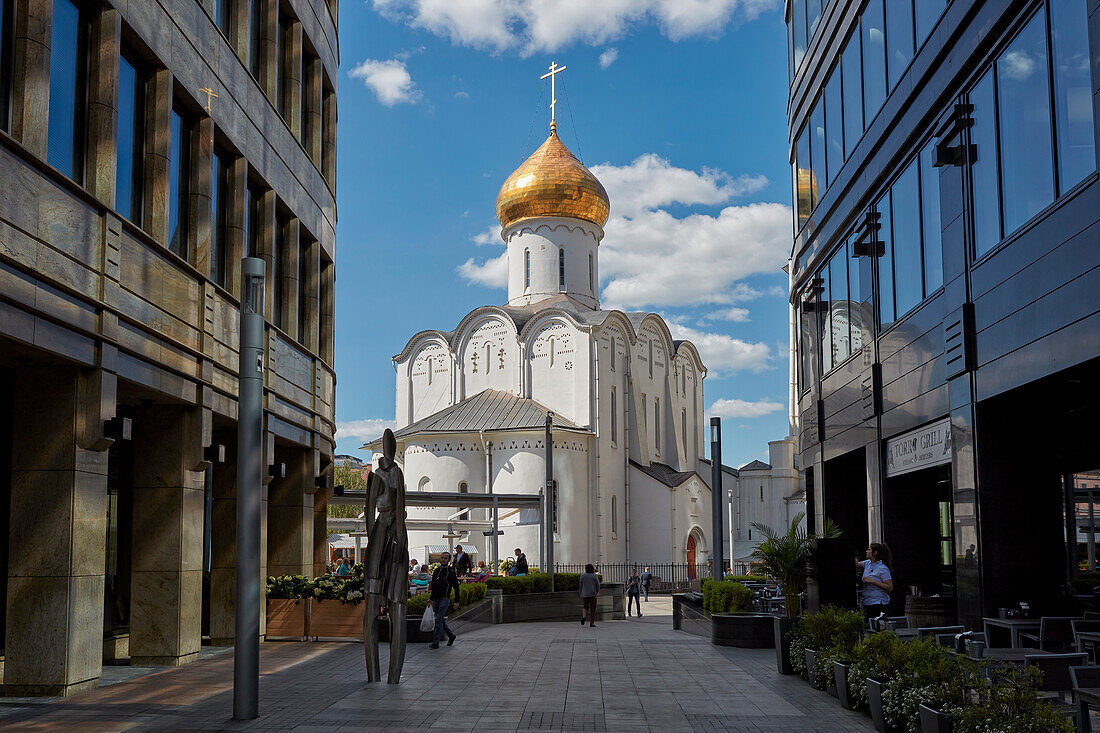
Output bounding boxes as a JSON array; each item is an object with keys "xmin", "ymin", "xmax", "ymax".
[{"xmin": 368, "ymin": 122, "xmax": 724, "ymax": 571}]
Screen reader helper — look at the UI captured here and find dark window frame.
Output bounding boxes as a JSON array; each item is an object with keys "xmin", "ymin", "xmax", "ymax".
[
  {"xmin": 116, "ymin": 46, "xmax": 146, "ymax": 224},
  {"xmin": 0, "ymin": 0, "xmax": 14, "ymax": 132},
  {"xmin": 211, "ymin": 145, "xmax": 231, "ymax": 288},
  {"xmin": 168, "ymin": 102, "xmax": 192, "ymax": 260},
  {"xmin": 47, "ymin": 0, "xmax": 90, "ymax": 183}
]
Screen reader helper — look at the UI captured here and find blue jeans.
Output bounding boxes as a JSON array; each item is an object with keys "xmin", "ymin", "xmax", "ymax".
[
  {"xmin": 628, "ymin": 593, "xmax": 641, "ymax": 615},
  {"xmin": 432, "ymin": 598, "xmax": 454, "ymax": 643},
  {"xmin": 642, "ymin": 585, "xmax": 649, "ymax": 601}
]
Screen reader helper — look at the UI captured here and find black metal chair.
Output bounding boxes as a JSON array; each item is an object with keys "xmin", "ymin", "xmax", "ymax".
[
  {"xmin": 1073, "ymin": 620, "xmax": 1100, "ymax": 663},
  {"xmin": 1020, "ymin": 617, "xmax": 1078, "ymax": 652},
  {"xmin": 1026, "ymin": 653, "xmax": 1087, "ymax": 728},
  {"xmin": 1070, "ymin": 665, "xmax": 1100, "ymax": 733},
  {"xmin": 917, "ymin": 625, "xmax": 965, "ymax": 640}
]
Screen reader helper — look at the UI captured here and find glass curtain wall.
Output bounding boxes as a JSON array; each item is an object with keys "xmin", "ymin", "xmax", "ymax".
[
  {"xmin": 819, "ymin": 239, "xmax": 860, "ymax": 373},
  {"xmin": 168, "ymin": 106, "xmax": 190, "ymax": 259},
  {"xmin": 47, "ymin": 0, "xmax": 88, "ymax": 181},
  {"xmin": 116, "ymin": 51, "xmax": 144, "ymax": 223}
]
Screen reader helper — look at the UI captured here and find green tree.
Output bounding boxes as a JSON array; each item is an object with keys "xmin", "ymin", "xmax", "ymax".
[{"xmin": 328, "ymin": 463, "xmax": 368, "ymax": 519}]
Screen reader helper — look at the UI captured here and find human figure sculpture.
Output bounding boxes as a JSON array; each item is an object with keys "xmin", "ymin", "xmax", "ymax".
[{"xmin": 363, "ymin": 428, "xmax": 408, "ymax": 683}]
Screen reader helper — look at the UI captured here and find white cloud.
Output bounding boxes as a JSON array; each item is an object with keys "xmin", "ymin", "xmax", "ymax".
[
  {"xmin": 455, "ymin": 90, "xmax": 471, "ymax": 99},
  {"xmin": 599, "ymin": 47, "xmax": 619, "ymax": 68},
  {"xmin": 370, "ymin": 0, "xmax": 781, "ymax": 54},
  {"xmin": 666, "ymin": 320, "xmax": 771, "ymax": 374},
  {"xmin": 456, "ymin": 154, "xmax": 791, "ymax": 308},
  {"xmin": 349, "ymin": 58, "xmax": 422, "ymax": 106},
  {"xmin": 336, "ymin": 418, "xmax": 397, "ymax": 446},
  {"xmin": 706, "ymin": 397, "xmax": 783, "ymax": 419},
  {"xmin": 458, "ymin": 250, "xmax": 508, "ymax": 287},
  {"xmin": 472, "ymin": 227, "xmax": 499, "ymax": 245},
  {"xmin": 705, "ymin": 307, "xmax": 750, "ymax": 322}
]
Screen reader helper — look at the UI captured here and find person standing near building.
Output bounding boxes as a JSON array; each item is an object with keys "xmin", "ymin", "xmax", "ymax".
[
  {"xmin": 856, "ymin": 543, "xmax": 894, "ymax": 620},
  {"xmin": 626, "ymin": 569, "xmax": 643, "ymax": 618},
  {"xmin": 336, "ymin": 557, "xmax": 351, "ymax": 576},
  {"xmin": 454, "ymin": 545, "xmax": 473, "ymax": 576},
  {"xmin": 640, "ymin": 567, "xmax": 652, "ymax": 602},
  {"xmin": 428, "ymin": 552, "xmax": 460, "ymax": 649},
  {"xmin": 511, "ymin": 548, "xmax": 528, "ymax": 576},
  {"xmin": 579, "ymin": 564, "xmax": 601, "ymax": 627}
]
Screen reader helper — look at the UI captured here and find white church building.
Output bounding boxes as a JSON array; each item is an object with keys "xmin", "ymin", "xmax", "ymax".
[{"xmin": 366, "ymin": 111, "xmax": 804, "ymax": 571}]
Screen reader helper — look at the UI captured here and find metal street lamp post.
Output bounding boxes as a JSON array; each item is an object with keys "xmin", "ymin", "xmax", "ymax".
[{"xmin": 710, "ymin": 417, "xmax": 724, "ymax": 582}]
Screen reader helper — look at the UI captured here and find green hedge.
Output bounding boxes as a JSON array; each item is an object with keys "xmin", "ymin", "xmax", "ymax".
[
  {"xmin": 407, "ymin": 582, "xmax": 488, "ymax": 616},
  {"xmin": 702, "ymin": 580, "xmax": 754, "ymax": 614}
]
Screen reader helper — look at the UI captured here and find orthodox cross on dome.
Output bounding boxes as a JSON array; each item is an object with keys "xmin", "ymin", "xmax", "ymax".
[{"xmin": 540, "ymin": 61, "xmax": 567, "ymax": 132}]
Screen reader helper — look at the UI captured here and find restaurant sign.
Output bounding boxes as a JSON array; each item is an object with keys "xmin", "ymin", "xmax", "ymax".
[{"xmin": 885, "ymin": 418, "xmax": 952, "ymax": 477}]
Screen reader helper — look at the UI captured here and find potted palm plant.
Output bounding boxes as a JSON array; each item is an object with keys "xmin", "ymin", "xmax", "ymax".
[{"xmin": 750, "ymin": 511, "xmax": 840, "ymax": 674}]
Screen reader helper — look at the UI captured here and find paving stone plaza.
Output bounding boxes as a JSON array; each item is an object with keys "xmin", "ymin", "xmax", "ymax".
[{"xmin": 0, "ymin": 598, "xmax": 871, "ymax": 732}]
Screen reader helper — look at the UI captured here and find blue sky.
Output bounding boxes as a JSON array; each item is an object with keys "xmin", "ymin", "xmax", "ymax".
[{"xmin": 333, "ymin": 0, "xmax": 795, "ymax": 469}]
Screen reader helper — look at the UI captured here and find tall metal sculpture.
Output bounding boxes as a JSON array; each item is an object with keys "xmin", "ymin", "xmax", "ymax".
[{"xmin": 363, "ymin": 429, "xmax": 408, "ymax": 683}]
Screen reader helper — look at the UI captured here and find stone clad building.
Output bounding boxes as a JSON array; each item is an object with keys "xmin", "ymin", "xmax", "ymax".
[
  {"xmin": 788, "ymin": 0, "xmax": 1100, "ymax": 626},
  {"xmin": 0, "ymin": 0, "xmax": 338, "ymax": 695}
]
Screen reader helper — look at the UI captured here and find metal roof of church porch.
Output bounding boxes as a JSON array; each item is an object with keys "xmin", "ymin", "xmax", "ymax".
[{"xmin": 364, "ymin": 389, "xmax": 589, "ymax": 449}]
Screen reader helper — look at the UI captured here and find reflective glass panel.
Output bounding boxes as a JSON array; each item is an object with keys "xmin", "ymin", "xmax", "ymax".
[
  {"xmin": 825, "ymin": 68, "xmax": 844, "ymax": 185},
  {"xmin": 246, "ymin": 185, "xmax": 259, "ymax": 259},
  {"xmin": 915, "ymin": 0, "xmax": 946, "ymax": 46},
  {"xmin": 862, "ymin": 0, "xmax": 888, "ymax": 122},
  {"xmin": 886, "ymin": 0, "xmax": 914, "ymax": 89},
  {"xmin": 891, "ymin": 160, "xmax": 923, "ymax": 317},
  {"xmin": 996, "ymin": 13, "xmax": 1054, "ymax": 238},
  {"xmin": 848, "ymin": 239, "xmax": 863, "ymax": 354},
  {"xmin": 970, "ymin": 69, "xmax": 1000, "ymax": 258},
  {"xmin": 169, "ymin": 108, "xmax": 189, "ymax": 258},
  {"xmin": 1, "ymin": 0, "xmax": 13, "ymax": 132},
  {"xmin": 792, "ymin": 0, "xmax": 807, "ymax": 70},
  {"xmin": 273, "ymin": 217, "xmax": 285, "ymax": 328},
  {"xmin": 800, "ymin": 306, "xmax": 815, "ymax": 390},
  {"xmin": 116, "ymin": 54, "xmax": 140, "ymax": 222},
  {"xmin": 212, "ymin": 150, "xmax": 229, "ymax": 287},
  {"xmin": 808, "ymin": 0, "xmax": 822, "ymax": 40},
  {"xmin": 842, "ymin": 30, "xmax": 863, "ymax": 159},
  {"xmin": 810, "ymin": 97, "xmax": 826, "ymax": 210},
  {"xmin": 249, "ymin": 0, "xmax": 261, "ymax": 76},
  {"xmin": 819, "ymin": 263, "xmax": 832, "ymax": 373},
  {"xmin": 829, "ymin": 247, "xmax": 850, "ymax": 365},
  {"xmin": 796, "ymin": 126, "xmax": 814, "ymax": 228},
  {"xmin": 877, "ymin": 191, "xmax": 895, "ymax": 326},
  {"xmin": 920, "ymin": 141, "xmax": 943, "ymax": 293},
  {"xmin": 47, "ymin": 0, "xmax": 84, "ymax": 180},
  {"xmin": 1050, "ymin": 0, "xmax": 1096, "ymax": 191}
]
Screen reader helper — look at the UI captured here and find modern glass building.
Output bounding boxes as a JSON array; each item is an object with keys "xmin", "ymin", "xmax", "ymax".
[
  {"xmin": 0, "ymin": 0, "xmax": 338, "ymax": 694},
  {"xmin": 788, "ymin": 0, "xmax": 1100, "ymax": 627}
]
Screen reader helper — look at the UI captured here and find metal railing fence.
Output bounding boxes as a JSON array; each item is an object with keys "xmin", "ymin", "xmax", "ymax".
[{"xmin": 553, "ymin": 561, "xmax": 752, "ymax": 591}]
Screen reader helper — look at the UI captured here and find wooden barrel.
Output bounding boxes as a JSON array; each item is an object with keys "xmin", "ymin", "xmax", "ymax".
[{"xmin": 905, "ymin": 595, "xmax": 956, "ymax": 629}]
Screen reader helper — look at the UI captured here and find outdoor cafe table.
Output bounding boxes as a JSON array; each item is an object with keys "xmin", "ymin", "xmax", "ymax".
[
  {"xmin": 982, "ymin": 617, "xmax": 1043, "ymax": 648},
  {"xmin": 894, "ymin": 628, "xmax": 921, "ymax": 640},
  {"xmin": 976, "ymin": 648, "xmax": 1054, "ymax": 663}
]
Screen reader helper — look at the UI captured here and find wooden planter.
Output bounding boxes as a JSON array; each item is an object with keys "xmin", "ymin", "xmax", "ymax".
[
  {"xmin": 867, "ymin": 678, "xmax": 903, "ymax": 733},
  {"xmin": 310, "ymin": 599, "xmax": 365, "ymax": 639},
  {"xmin": 775, "ymin": 616, "xmax": 796, "ymax": 675},
  {"xmin": 918, "ymin": 703, "xmax": 953, "ymax": 733},
  {"xmin": 834, "ymin": 661, "xmax": 860, "ymax": 710},
  {"xmin": 711, "ymin": 614, "xmax": 775, "ymax": 648},
  {"xmin": 265, "ymin": 598, "xmax": 308, "ymax": 639}
]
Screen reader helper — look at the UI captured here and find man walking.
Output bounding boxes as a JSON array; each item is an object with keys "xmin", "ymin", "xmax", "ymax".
[
  {"xmin": 428, "ymin": 551, "xmax": 459, "ymax": 649},
  {"xmin": 454, "ymin": 545, "xmax": 473, "ymax": 576},
  {"xmin": 579, "ymin": 564, "xmax": 601, "ymax": 627},
  {"xmin": 626, "ymin": 569, "xmax": 643, "ymax": 617},
  {"xmin": 640, "ymin": 567, "xmax": 652, "ymax": 602}
]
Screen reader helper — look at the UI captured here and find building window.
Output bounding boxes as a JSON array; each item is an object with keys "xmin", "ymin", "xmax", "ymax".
[
  {"xmin": 548, "ymin": 337, "xmax": 555, "ymax": 368},
  {"xmin": 790, "ymin": 0, "xmax": 806, "ymax": 72},
  {"xmin": 681, "ymin": 408, "xmax": 687, "ymax": 452},
  {"xmin": 810, "ymin": 97, "xmax": 825, "ymax": 210},
  {"xmin": 862, "ymin": 0, "xmax": 887, "ymax": 122},
  {"xmin": 418, "ymin": 476, "xmax": 431, "ymax": 492},
  {"xmin": 967, "ymin": 5, "xmax": 1090, "ymax": 259},
  {"xmin": 426, "ymin": 357, "xmax": 432, "ymax": 385},
  {"xmin": 211, "ymin": 148, "xmax": 230, "ymax": 288},
  {"xmin": 681, "ymin": 366, "xmax": 687, "ymax": 396},
  {"xmin": 558, "ymin": 248, "xmax": 565, "ymax": 290},
  {"xmin": 654, "ymin": 398, "xmax": 660, "ymax": 454},
  {"xmin": 298, "ymin": 232, "xmax": 309, "ymax": 341},
  {"xmin": 885, "ymin": 0, "xmax": 914, "ymax": 90},
  {"xmin": 273, "ymin": 213, "xmax": 287, "ymax": 329},
  {"xmin": 0, "ymin": 0, "xmax": 12, "ymax": 133},
  {"xmin": 524, "ymin": 249, "xmax": 530, "ymax": 288},
  {"xmin": 246, "ymin": 182, "xmax": 261, "ymax": 258},
  {"xmin": 642, "ymin": 393, "xmax": 647, "ymax": 434},
  {"xmin": 588, "ymin": 252, "xmax": 594, "ymax": 293},
  {"xmin": 824, "ymin": 66, "xmax": 842, "ymax": 186},
  {"xmin": 169, "ymin": 105, "xmax": 192, "ymax": 259},
  {"xmin": 915, "ymin": 0, "xmax": 947, "ymax": 46},
  {"xmin": 248, "ymin": 0, "xmax": 261, "ymax": 78},
  {"xmin": 818, "ymin": 236, "xmax": 863, "ymax": 373},
  {"xmin": 648, "ymin": 339, "xmax": 654, "ymax": 378},
  {"xmin": 611, "ymin": 495, "xmax": 617, "ymax": 536},
  {"xmin": 610, "ymin": 386, "xmax": 617, "ymax": 444},
  {"xmin": 485, "ymin": 342, "xmax": 491, "ymax": 372},
  {"xmin": 609, "ymin": 337, "xmax": 615, "ymax": 371},
  {"xmin": 216, "ymin": 0, "xmax": 233, "ymax": 37},
  {"xmin": 841, "ymin": 29, "xmax": 863, "ymax": 160},
  {"xmin": 116, "ymin": 50, "xmax": 145, "ymax": 223},
  {"xmin": 277, "ymin": 11, "xmax": 290, "ymax": 118},
  {"xmin": 459, "ymin": 481, "xmax": 468, "ymax": 521},
  {"xmin": 47, "ymin": 0, "xmax": 88, "ymax": 182},
  {"xmin": 794, "ymin": 123, "xmax": 814, "ymax": 231}
]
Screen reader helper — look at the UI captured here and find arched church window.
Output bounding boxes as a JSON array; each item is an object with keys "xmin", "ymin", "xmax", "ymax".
[
  {"xmin": 682, "ymin": 366, "xmax": 687, "ymax": 396},
  {"xmin": 588, "ymin": 253, "xmax": 594, "ymax": 292},
  {"xmin": 559, "ymin": 249, "xmax": 565, "ymax": 290},
  {"xmin": 549, "ymin": 337, "xmax": 555, "ymax": 368},
  {"xmin": 459, "ymin": 481, "xmax": 469, "ymax": 521},
  {"xmin": 418, "ymin": 476, "xmax": 432, "ymax": 492},
  {"xmin": 426, "ymin": 357, "xmax": 432, "ymax": 385},
  {"xmin": 682, "ymin": 408, "xmax": 687, "ymax": 452},
  {"xmin": 524, "ymin": 249, "xmax": 530, "ymax": 289},
  {"xmin": 648, "ymin": 339, "xmax": 654, "ymax": 378},
  {"xmin": 611, "ymin": 495, "xmax": 617, "ymax": 535},
  {"xmin": 609, "ymin": 338, "xmax": 615, "ymax": 371},
  {"xmin": 610, "ymin": 387, "xmax": 617, "ymax": 444},
  {"xmin": 486, "ymin": 343, "xmax": 492, "ymax": 372},
  {"xmin": 654, "ymin": 398, "xmax": 660, "ymax": 454}
]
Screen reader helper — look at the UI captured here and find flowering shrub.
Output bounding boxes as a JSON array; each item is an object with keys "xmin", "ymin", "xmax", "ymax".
[
  {"xmin": 788, "ymin": 606, "xmax": 864, "ymax": 686},
  {"xmin": 266, "ymin": 575, "xmax": 313, "ymax": 599},
  {"xmin": 946, "ymin": 666, "xmax": 1074, "ymax": 733}
]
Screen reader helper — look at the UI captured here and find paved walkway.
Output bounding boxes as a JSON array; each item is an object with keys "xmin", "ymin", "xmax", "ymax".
[{"xmin": 0, "ymin": 597, "xmax": 872, "ymax": 732}]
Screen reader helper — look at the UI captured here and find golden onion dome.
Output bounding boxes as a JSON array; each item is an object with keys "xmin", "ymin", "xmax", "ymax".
[{"xmin": 495, "ymin": 129, "xmax": 610, "ymax": 230}]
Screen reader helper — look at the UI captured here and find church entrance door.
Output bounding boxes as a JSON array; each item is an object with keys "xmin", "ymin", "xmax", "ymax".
[{"xmin": 686, "ymin": 534, "xmax": 696, "ymax": 576}]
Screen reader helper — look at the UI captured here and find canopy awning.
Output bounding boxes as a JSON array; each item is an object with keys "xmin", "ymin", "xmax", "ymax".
[{"xmin": 423, "ymin": 544, "xmax": 479, "ymax": 554}]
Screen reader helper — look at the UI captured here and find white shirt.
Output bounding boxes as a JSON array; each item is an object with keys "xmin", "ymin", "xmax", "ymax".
[{"xmin": 861, "ymin": 560, "xmax": 892, "ymax": 606}]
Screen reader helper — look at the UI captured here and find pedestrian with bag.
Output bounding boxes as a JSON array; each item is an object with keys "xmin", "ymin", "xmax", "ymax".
[
  {"xmin": 428, "ymin": 551, "xmax": 459, "ymax": 649},
  {"xmin": 579, "ymin": 564, "xmax": 601, "ymax": 627},
  {"xmin": 626, "ymin": 569, "xmax": 643, "ymax": 617}
]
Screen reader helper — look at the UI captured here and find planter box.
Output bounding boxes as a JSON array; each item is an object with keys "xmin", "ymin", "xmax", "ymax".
[
  {"xmin": 867, "ymin": 678, "xmax": 903, "ymax": 733},
  {"xmin": 804, "ymin": 648, "xmax": 835, "ymax": 694},
  {"xmin": 711, "ymin": 614, "xmax": 775, "ymax": 648},
  {"xmin": 834, "ymin": 661, "xmax": 860, "ymax": 710},
  {"xmin": 310, "ymin": 599, "xmax": 365, "ymax": 639},
  {"xmin": 918, "ymin": 703, "xmax": 953, "ymax": 733},
  {"xmin": 775, "ymin": 616, "xmax": 796, "ymax": 675},
  {"xmin": 378, "ymin": 616, "xmax": 436, "ymax": 644},
  {"xmin": 266, "ymin": 599, "xmax": 308, "ymax": 639}
]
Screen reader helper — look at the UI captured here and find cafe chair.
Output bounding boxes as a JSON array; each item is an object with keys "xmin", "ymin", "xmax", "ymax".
[
  {"xmin": 1070, "ymin": 665, "xmax": 1100, "ymax": 733},
  {"xmin": 1020, "ymin": 617, "xmax": 1077, "ymax": 653},
  {"xmin": 1073, "ymin": 620, "xmax": 1100, "ymax": 663},
  {"xmin": 1084, "ymin": 611, "xmax": 1100, "ymax": 621},
  {"xmin": 917, "ymin": 625, "xmax": 965, "ymax": 640},
  {"xmin": 1026, "ymin": 653, "xmax": 1088, "ymax": 728}
]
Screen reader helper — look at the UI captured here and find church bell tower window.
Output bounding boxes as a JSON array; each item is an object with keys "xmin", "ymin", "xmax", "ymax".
[
  {"xmin": 589, "ymin": 253, "xmax": 594, "ymax": 292},
  {"xmin": 524, "ymin": 249, "xmax": 531, "ymax": 289},
  {"xmin": 559, "ymin": 249, "xmax": 565, "ymax": 290}
]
